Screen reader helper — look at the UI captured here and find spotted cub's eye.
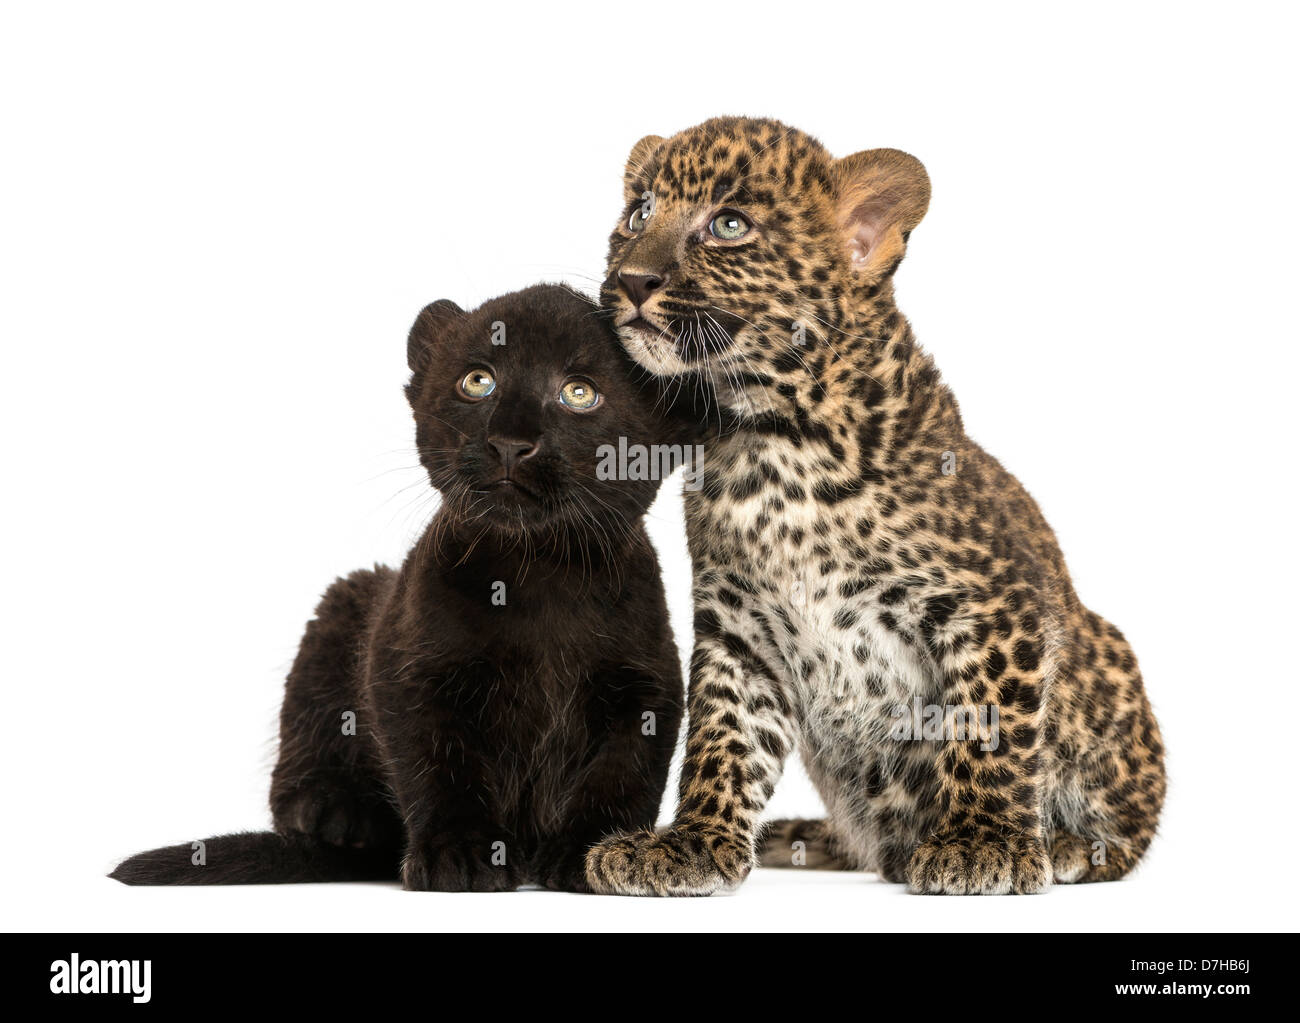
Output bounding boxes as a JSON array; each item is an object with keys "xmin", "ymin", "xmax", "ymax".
[
  {"xmin": 628, "ymin": 206, "xmax": 650, "ymax": 232},
  {"xmin": 559, "ymin": 378, "xmax": 600, "ymax": 410},
  {"xmin": 458, "ymin": 368, "xmax": 496, "ymax": 399},
  {"xmin": 709, "ymin": 210, "xmax": 751, "ymax": 240}
]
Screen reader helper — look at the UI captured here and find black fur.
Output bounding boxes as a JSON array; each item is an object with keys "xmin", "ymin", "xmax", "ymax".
[
  {"xmin": 109, "ymin": 832, "xmax": 398, "ymax": 885},
  {"xmin": 112, "ymin": 284, "xmax": 691, "ymax": 891}
]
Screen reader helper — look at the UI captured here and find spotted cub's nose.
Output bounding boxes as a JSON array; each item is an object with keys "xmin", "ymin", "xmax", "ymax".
[{"xmin": 618, "ymin": 272, "xmax": 667, "ymax": 308}]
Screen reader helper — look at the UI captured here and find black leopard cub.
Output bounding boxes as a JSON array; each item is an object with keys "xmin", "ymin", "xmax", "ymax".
[{"xmin": 112, "ymin": 284, "xmax": 689, "ymax": 892}]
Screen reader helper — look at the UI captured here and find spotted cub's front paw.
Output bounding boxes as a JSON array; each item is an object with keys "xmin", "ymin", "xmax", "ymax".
[
  {"xmin": 906, "ymin": 833, "xmax": 1050, "ymax": 895},
  {"xmin": 402, "ymin": 835, "xmax": 518, "ymax": 892},
  {"xmin": 584, "ymin": 825, "xmax": 753, "ymax": 897}
]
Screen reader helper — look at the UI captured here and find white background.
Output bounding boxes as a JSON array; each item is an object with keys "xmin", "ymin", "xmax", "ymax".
[{"xmin": 2, "ymin": 1, "xmax": 1296, "ymax": 933}]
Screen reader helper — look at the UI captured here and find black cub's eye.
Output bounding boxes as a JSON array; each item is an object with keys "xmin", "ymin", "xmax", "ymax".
[
  {"xmin": 559, "ymin": 378, "xmax": 600, "ymax": 410},
  {"xmin": 458, "ymin": 368, "xmax": 496, "ymax": 399},
  {"xmin": 709, "ymin": 210, "xmax": 751, "ymax": 240}
]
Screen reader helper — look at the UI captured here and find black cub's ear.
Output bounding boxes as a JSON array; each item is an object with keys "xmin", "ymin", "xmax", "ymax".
[
  {"xmin": 407, "ymin": 299, "xmax": 467, "ymax": 374},
  {"xmin": 624, "ymin": 134, "xmax": 665, "ymax": 202}
]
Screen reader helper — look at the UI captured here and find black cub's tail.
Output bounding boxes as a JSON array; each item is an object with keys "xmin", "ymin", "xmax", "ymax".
[{"xmin": 109, "ymin": 831, "xmax": 400, "ymax": 885}]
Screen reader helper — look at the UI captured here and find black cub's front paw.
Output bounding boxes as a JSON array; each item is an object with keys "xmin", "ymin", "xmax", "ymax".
[
  {"xmin": 401, "ymin": 835, "xmax": 519, "ymax": 892},
  {"xmin": 531, "ymin": 840, "xmax": 593, "ymax": 893}
]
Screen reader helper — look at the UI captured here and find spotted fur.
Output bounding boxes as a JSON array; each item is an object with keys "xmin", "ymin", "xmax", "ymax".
[{"xmin": 584, "ymin": 117, "xmax": 1165, "ymax": 895}]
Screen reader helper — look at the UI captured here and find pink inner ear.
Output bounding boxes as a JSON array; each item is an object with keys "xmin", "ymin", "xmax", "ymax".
[
  {"xmin": 843, "ymin": 190, "xmax": 899, "ymax": 269},
  {"xmin": 847, "ymin": 215, "xmax": 883, "ymax": 269}
]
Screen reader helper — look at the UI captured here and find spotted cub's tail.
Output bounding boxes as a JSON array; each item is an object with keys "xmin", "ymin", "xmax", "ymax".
[
  {"xmin": 755, "ymin": 818, "xmax": 855, "ymax": 870},
  {"xmin": 109, "ymin": 831, "xmax": 400, "ymax": 885}
]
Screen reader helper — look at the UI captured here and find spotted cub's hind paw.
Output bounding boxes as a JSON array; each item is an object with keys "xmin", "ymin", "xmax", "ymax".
[
  {"xmin": 907, "ymin": 834, "xmax": 1050, "ymax": 895},
  {"xmin": 585, "ymin": 826, "xmax": 752, "ymax": 897},
  {"xmin": 756, "ymin": 817, "xmax": 855, "ymax": 870},
  {"xmin": 1048, "ymin": 832, "xmax": 1143, "ymax": 884},
  {"xmin": 1049, "ymin": 833, "xmax": 1094, "ymax": 883}
]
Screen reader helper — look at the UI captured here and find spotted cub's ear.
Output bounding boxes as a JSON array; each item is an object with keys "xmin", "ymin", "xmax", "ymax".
[
  {"xmin": 624, "ymin": 134, "xmax": 665, "ymax": 202},
  {"xmin": 407, "ymin": 299, "xmax": 466, "ymax": 374},
  {"xmin": 832, "ymin": 149, "xmax": 930, "ymax": 285}
]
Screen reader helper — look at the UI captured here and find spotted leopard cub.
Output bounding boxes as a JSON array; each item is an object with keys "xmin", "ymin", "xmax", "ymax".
[{"xmin": 585, "ymin": 117, "xmax": 1165, "ymax": 895}]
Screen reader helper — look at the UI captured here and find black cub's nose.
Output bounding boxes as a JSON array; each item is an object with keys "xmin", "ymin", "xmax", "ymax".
[
  {"xmin": 618, "ymin": 272, "xmax": 666, "ymax": 308},
  {"xmin": 487, "ymin": 437, "xmax": 539, "ymax": 474}
]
